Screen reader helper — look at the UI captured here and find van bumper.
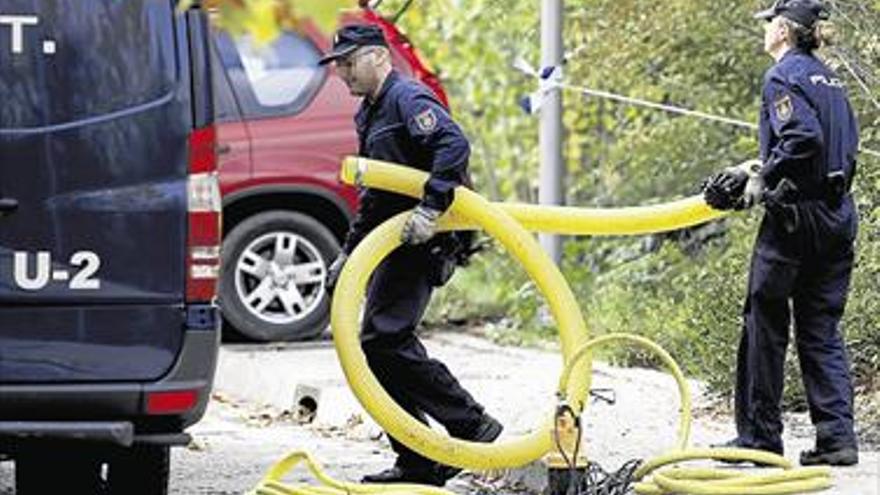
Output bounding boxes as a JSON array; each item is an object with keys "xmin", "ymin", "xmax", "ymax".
[{"xmin": 0, "ymin": 309, "xmax": 220, "ymax": 449}]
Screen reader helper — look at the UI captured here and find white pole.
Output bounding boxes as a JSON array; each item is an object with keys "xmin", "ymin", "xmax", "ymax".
[{"xmin": 539, "ymin": 0, "xmax": 564, "ymax": 263}]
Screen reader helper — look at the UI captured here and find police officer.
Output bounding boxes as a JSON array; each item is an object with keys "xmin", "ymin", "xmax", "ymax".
[
  {"xmin": 319, "ymin": 24, "xmax": 503, "ymax": 486},
  {"xmin": 704, "ymin": 0, "xmax": 859, "ymax": 466}
]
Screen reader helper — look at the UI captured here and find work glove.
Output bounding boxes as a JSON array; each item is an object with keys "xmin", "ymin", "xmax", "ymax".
[
  {"xmin": 702, "ymin": 159, "xmax": 763, "ymax": 211},
  {"xmin": 401, "ymin": 205, "xmax": 442, "ymax": 245},
  {"xmin": 325, "ymin": 253, "xmax": 348, "ymax": 295},
  {"xmin": 703, "ymin": 171, "xmax": 746, "ymax": 210}
]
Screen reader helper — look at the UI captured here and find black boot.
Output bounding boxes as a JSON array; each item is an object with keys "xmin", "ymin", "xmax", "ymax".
[
  {"xmin": 361, "ymin": 465, "xmax": 446, "ymax": 486},
  {"xmin": 800, "ymin": 446, "xmax": 858, "ymax": 466},
  {"xmin": 465, "ymin": 413, "xmax": 503, "ymax": 443},
  {"xmin": 436, "ymin": 413, "xmax": 504, "ymax": 482}
]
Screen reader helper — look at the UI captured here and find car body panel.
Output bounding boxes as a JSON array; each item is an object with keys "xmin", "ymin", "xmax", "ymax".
[
  {"xmin": 0, "ymin": 0, "xmax": 195, "ymax": 384},
  {"xmin": 216, "ymin": 9, "xmax": 444, "ymax": 224}
]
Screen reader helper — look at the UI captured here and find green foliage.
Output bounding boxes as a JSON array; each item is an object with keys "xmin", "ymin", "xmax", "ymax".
[
  {"xmin": 178, "ymin": 0, "xmax": 354, "ymax": 40},
  {"xmin": 395, "ymin": 0, "xmax": 880, "ymax": 424},
  {"xmin": 424, "ymin": 241, "xmax": 543, "ymax": 340}
]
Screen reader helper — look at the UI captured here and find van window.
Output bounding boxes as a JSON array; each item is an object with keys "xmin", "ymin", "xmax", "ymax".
[
  {"xmin": 214, "ymin": 31, "xmax": 326, "ymax": 119},
  {"xmin": 0, "ymin": 0, "xmax": 177, "ymax": 130}
]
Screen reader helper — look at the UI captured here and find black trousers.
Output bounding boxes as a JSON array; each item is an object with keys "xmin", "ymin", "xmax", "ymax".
[
  {"xmin": 735, "ymin": 201, "xmax": 857, "ymax": 452},
  {"xmin": 361, "ymin": 244, "xmax": 485, "ymax": 470}
]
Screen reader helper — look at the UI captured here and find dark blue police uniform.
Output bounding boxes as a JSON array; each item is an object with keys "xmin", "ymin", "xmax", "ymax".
[
  {"xmin": 735, "ymin": 47, "xmax": 859, "ymax": 454},
  {"xmin": 341, "ymin": 70, "xmax": 488, "ymax": 472}
]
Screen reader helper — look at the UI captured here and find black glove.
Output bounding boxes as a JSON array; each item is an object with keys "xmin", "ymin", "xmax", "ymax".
[
  {"xmin": 703, "ymin": 167, "xmax": 750, "ymax": 211},
  {"xmin": 325, "ymin": 253, "xmax": 348, "ymax": 295}
]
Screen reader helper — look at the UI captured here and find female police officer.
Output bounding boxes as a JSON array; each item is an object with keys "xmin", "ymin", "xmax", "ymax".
[
  {"xmin": 320, "ymin": 25, "xmax": 503, "ymax": 486},
  {"xmin": 705, "ymin": 0, "xmax": 859, "ymax": 466}
]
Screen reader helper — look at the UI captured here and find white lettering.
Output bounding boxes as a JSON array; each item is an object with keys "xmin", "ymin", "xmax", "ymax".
[
  {"xmin": 810, "ymin": 74, "xmax": 845, "ymax": 88},
  {"xmin": 70, "ymin": 251, "xmax": 101, "ymax": 289},
  {"xmin": 0, "ymin": 15, "xmax": 39, "ymax": 54},
  {"xmin": 13, "ymin": 251, "xmax": 50, "ymax": 291},
  {"xmin": 11, "ymin": 250, "xmax": 102, "ymax": 291}
]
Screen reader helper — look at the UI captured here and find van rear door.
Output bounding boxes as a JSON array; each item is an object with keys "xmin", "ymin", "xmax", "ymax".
[{"xmin": 0, "ymin": 0, "xmax": 191, "ymax": 383}]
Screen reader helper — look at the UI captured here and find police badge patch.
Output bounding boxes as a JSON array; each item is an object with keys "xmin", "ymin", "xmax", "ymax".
[
  {"xmin": 414, "ymin": 109, "xmax": 438, "ymax": 133},
  {"xmin": 774, "ymin": 94, "xmax": 793, "ymax": 122}
]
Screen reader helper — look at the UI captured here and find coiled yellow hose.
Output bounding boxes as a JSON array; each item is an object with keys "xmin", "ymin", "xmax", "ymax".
[
  {"xmin": 252, "ymin": 157, "xmax": 832, "ymax": 495},
  {"xmin": 330, "ymin": 161, "xmax": 592, "ymax": 470},
  {"xmin": 557, "ymin": 335, "xmax": 831, "ymax": 494}
]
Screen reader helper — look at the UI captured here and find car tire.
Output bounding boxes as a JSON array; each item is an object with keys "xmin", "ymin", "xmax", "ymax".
[
  {"xmin": 220, "ymin": 210, "xmax": 340, "ymax": 342},
  {"xmin": 107, "ymin": 445, "xmax": 169, "ymax": 495}
]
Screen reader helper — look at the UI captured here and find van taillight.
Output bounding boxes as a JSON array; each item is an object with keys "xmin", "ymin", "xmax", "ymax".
[
  {"xmin": 187, "ymin": 126, "xmax": 221, "ymax": 302},
  {"xmin": 146, "ymin": 390, "xmax": 199, "ymax": 415}
]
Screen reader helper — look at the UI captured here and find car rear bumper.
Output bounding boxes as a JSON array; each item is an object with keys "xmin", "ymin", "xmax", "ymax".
[{"xmin": 0, "ymin": 311, "xmax": 220, "ymax": 450}]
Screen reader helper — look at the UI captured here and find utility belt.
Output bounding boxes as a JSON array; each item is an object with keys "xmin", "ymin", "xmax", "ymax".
[
  {"xmin": 425, "ymin": 231, "xmax": 482, "ymax": 287},
  {"xmin": 763, "ymin": 172, "xmax": 850, "ymax": 234},
  {"xmin": 784, "ymin": 171, "xmax": 849, "ymax": 204}
]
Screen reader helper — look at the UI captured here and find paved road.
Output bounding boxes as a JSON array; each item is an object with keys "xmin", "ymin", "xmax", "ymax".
[
  {"xmin": 200, "ymin": 332, "xmax": 880, "ymax": 494},
  {"xmin": 1, "ymin": 333, "xmax": 877, "ymax": 494}
]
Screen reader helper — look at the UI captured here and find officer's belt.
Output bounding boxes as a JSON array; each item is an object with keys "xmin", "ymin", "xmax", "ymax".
[
  {"xmin": 776, "ymin": 180, "xmax": 848, "ymax": 205},
  {"xmin": 790, "ymin": 190, "xmax": 850, "ymax": 205}
]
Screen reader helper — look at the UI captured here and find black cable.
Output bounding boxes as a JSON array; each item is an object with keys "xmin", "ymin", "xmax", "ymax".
[
  {"xmin": 568, "ymin": 414, "xmax": 583, "ymax": 495},
  {"xmin": 574, "ymin": 458, "xmax": 642, "ymax": 495},
  {"xmin": 589, "ymin": 388, "xmax": 616, "ymax": 406},
  {"xmin": 552, "ymin": 396, "xmax": 643, "ymax": 495}
]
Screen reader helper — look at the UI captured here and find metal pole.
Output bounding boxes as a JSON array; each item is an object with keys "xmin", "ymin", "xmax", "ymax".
[{"xmin": 539, "ymin": 0, "xmax": 564, "ymax": 263}]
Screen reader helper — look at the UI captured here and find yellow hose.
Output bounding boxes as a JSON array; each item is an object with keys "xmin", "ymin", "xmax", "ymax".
[
  {"xmin": 247, "ymin": 450, "xmax": 456, "ymax": 495},
  {"xmin": 556, "ymin": 333, "xmax": 692, "ymax": 451},
  {"xmin": 340, "ymin": 157, "xmax": 727, "ymax": 236},
  {"xmin": 254, "ymin": 157, "xmax": 833, "ymax": 495},
  {"xmin": 331, "ymin": 162, "xmax": 592, "ymax": 470},
  {"xmin": 330, "ymin": 157, "xmax": 725, "ymax": 470},
  {"xmin": 555, "ymin": 315, "xmax": 831, "ymax": 493}
]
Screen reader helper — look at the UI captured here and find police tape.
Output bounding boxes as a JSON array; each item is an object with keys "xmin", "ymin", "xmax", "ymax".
[
  {"xmin": 251, "ymin": 157, "xmax": 834, "ymax": 495},
  {"xmin": 514, "ymin": 59, "xmax": 880, "ymax": 160}
]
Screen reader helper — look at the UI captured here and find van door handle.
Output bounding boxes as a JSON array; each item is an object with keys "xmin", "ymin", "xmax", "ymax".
[
  {"xmin": 217, "ymin": 143, "xmax": 232, "ymax": 155},
  {"xmin": 0, "ymin": 198, "xmax": 18, "ymax": 216}
]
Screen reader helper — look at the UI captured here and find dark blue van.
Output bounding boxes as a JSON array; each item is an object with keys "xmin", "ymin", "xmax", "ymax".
[{"xmin": 0, "ymin": 1, "xmax": 221, "ymax": 493}]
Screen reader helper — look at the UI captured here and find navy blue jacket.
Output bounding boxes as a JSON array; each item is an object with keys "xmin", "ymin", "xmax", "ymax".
[
  {"xmin": 756, "ymin": 48, "xmax": 859, "ymax": 259},
  {"xmin": 758, "ymin": 48, "xmax": 859, "ymax": 197},
  {"xmin": 342, "ymin": 70, "xmax": 471, "ymax": 255}
]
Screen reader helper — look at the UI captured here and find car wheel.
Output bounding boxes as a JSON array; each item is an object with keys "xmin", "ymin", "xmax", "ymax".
[{"xmin": 220, "ymin": 210, "xmax": 340, "ymax": 341}]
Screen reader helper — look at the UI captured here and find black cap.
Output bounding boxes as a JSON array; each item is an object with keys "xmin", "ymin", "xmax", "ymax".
[
  {"xmin": 318, "ymin": 24, "xmax": 388, "ymax": 65},
  {"xmin": 754, "ymin": 0, "xmax": 830, "ymax": 28}
]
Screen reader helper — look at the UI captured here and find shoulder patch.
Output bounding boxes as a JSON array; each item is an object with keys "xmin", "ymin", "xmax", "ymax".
[
  {"xmin": 414, "ymin": 108, "xmax": 438, "ymax": 133},
  {"xmin": 774, "ymin": 94, "xmax": 793, "ymax": 122}
]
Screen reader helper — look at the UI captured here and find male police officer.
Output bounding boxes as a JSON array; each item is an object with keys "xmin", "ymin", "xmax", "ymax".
[
  {"xmin": 320, "ymin": 25, "xmax": 503, "ymax": 486},
  {"xmin": 704, "ymin": 0, "xmax": 859, "ymax": 466}
]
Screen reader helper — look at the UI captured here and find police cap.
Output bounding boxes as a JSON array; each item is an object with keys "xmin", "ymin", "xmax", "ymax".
[
  {"xmin": 319, "ymin": 24, "xmax": 388, "ymax": 66},
  {"xmin": 754, "ymin": 0, "xmax": 830, "ymax": 28}
]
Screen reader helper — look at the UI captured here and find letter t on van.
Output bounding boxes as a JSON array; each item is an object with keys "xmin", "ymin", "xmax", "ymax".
[{"xmin": 0, "ymin": 15, "xmax": 38, "ymax": 54}]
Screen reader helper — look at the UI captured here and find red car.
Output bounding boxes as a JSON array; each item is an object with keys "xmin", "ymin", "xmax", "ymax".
[{"xmin": 212, "ymin": 7, "xmax": 447, "ymax": 341}]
